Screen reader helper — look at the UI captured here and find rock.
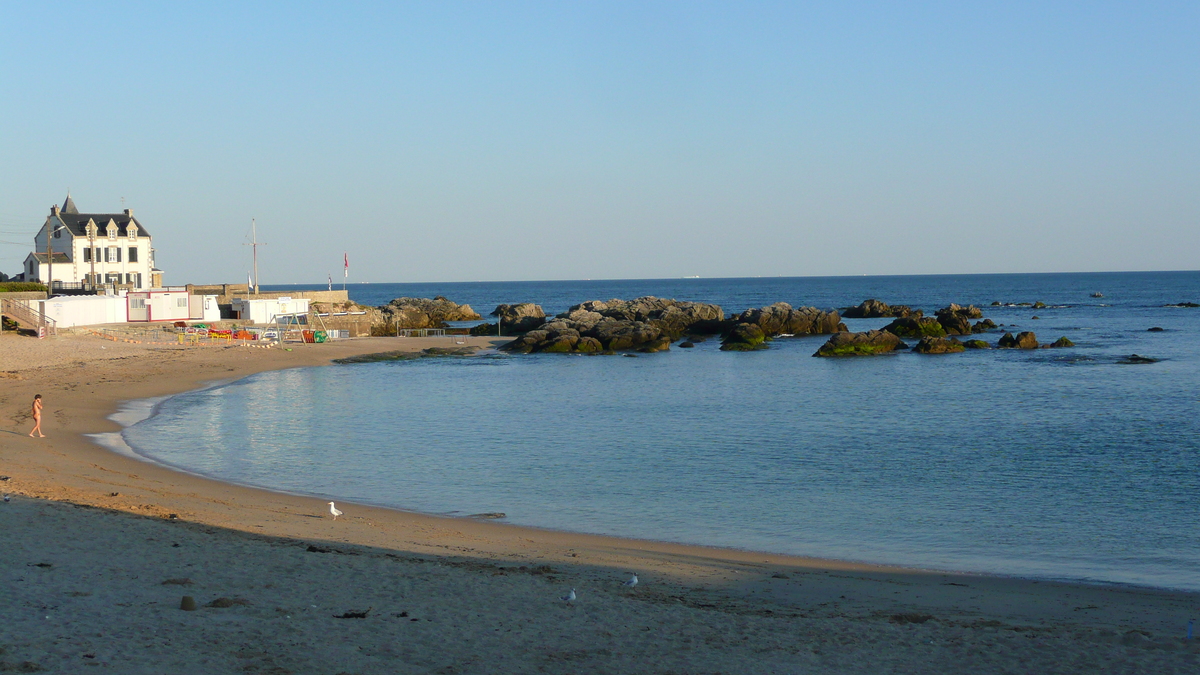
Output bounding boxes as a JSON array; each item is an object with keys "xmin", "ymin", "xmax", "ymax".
[
  {"xmin": 1147, "ymin": 327, "xmax": 1164, "ymax": 332},
  {"xmin": 1164, "ymin": 302, "xmax": 1199, "ymax": 308},
  {"xmin": 882, "ymin": 316, "xmax": 947, "ymax": 339},
  {"xmin": 1046, "ymin": 337, "xmax": 1075, "ymax": 348},
  {"xmin": 1032, "ymin": 301, "xmax": 1046, "ymax": 309},
  {"xmin": 720, "ymin": 323, "xmax": 768, "ymax": 351},
  {"xmin": 1031, "ymin": 316, "xmax": 1040, "ymax": 320},
  {"xmin": 962, "ymin": 339, "xmax": 990, "ymax": 349},
  {"xmin": 469, "ymin": 322, "xmax": 500, "ymax": 336},
  {"xmin": 180, "ymin": 596, "xmax": 197, "ymax": 611},
  {"xmin": 678, "ymin": 341, "xmax": 695, "ymax": 348},
  {"xmin": 971, "ymin": 319, "xmax": 997, "ymax": 333},
  {"xmin": 377, "ymin": 297, "xmax": 482, "ymax": 329},
  {"xmin": 841, "ymin": 299, "xmax": 918, "ymax": 318},
  {"xmin": 491, "ymin": 303, "xmax": 546, "ymax": 333},
  {"xmin": 934, "ymin": 304, "xmax": 983, "ymax": 335},
  {"xmin": 912, "ymin": 336, "xmax": 965, "ymax": 354},
  {"xmin": 997, "ymin": 331, "xmax": 1038, "ymax": 349},
  {"xmin": 499, "ymin": 312, "xmax": 667, "ymax": 354},
  {"xmin": 813, "ymin": 330, "xmax": 905, "ymax": 357},
  {"xmin": 1091, "ymin": 292, "xmax": 1104, "ymax": 298},
  {"xmin": 726, "ymin": 303, "xmax": 845, "ymax": 336},
  {"xmin": 576, "ymin": 336, "xmax": 603, "ymax": 353},
  {"xmin": 1119, "ymin": 354, "xmax": 1159, "ymax": 364},
  {"xmin": 559, "ymin": 297, "xmax": 723, "ymax": 339}
]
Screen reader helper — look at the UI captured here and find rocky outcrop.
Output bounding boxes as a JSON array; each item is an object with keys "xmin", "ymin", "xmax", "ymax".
[
  {"xmin": 971, "ymin": 319, "xmax": 997, "ymax": 333},
  {"xmin": 500, "ymin": 314, "xmax": 669, "ymax": 354},
  {"xmin": 1046, "ymin": 337, "xmax": 1075, "ymax": 348},
  {"xmin": 935, "ymin": 304, "xmax": 984, "ymax": 336},
  {"xmin": 559, "ymin": 297, "xmax": 724, "ymax": 339},
  {"xmin": 962, "ymin": 339, "xmax": 990, "ymax": 349},
  {"xmin": 1147, "ymin": 327, "xmax": 1164, "ymax": 332},
  {"xmin": 1165, "ymin": 302, "xmax": 1199, "ymax": 308},
  {"xmin": 1119, "ymin": 354, "xmax": 1159, "ymax": 364},
  {"xmin": 997, "ymin": 331, "xmax": 1039, "ymax": 349},
  {"xmin": 492, "ymin": 303, "xmax": 546, "ymax": 333},
  {"xmin": 813, "ymin": 330, "xmax": 906, "ymax": 357},
  {"xmin": 842, "ymin": 299, "xmax": 918, "ymax": 318},
  {"xmin": 725, "ymin": 303, "xmax": 845, "ymax": 337},
  {"xmin": 912, "ymin": 336, "xmax": 965, "ymax": 354},
  {"xmin": 882, "ymin": 316, "xmax": 947, "ymax": 339},
  {"xmin": 719, "ymin": 323, "xmax": 768, "ymax": 351},
  {"xmin": 378, "ymin": 297, "xmax": 481, "ymax": 329}
]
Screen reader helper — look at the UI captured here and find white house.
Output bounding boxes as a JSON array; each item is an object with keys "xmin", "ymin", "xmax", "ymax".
[{"xmin": 23, "ymin": 193, "xmax": 163, "ymax": 291}]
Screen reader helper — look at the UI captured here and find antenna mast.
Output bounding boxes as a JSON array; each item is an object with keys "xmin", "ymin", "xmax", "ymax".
[{"xmin": 243, "ymin": 218, "xmax": 265, "ymax": 295}]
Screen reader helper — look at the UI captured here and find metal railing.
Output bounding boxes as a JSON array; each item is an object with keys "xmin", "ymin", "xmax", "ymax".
[{"xmin": 0, "ymin": 298, "xmax": 57, "ymax": 336}]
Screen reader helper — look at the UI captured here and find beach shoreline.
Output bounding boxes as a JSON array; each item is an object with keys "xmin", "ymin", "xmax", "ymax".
[{"xmin": 2, "ymin": 331, "xmax": 1198, "ymax": 673}]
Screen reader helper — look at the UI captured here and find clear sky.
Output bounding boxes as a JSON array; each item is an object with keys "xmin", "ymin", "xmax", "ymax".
[{"xmin": 1, "ymin": 2, "xmax": 1196, "ymax": 284}]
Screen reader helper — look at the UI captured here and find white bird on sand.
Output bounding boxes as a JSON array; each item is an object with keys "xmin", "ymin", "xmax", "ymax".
[
  {"xmin": 561, "ymin": 588, "xmax": 576, "ymax": 603},
  {"xmin": 622, "ymin": 574, "xmax": 638, "ymax": 588},
  {"xmin": 328, "ymin": 502, "xmax": 343, "ymax": 520},
  {"xmin": 2, "ymin": 494, "xmax": 9, "ymax": 503}
]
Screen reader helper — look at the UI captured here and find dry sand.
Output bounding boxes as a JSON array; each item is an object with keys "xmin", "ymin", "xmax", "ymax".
[{"xmin": 1, "ymin": 330, "xmax": 1198, "ymax": 673}]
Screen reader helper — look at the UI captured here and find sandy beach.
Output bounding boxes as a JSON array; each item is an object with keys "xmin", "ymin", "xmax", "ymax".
[{"xmin": 1, "ymin": 331, "xmax": 1198, "ymax": 674}]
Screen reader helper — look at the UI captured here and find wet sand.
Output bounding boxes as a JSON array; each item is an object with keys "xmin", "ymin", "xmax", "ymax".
[{"xmin": 1, "ymin": 331, "xmax": 1198, "ymax": 673}]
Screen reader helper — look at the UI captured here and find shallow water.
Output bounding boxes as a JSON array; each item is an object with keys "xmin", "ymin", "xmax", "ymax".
[{"xmin": 129, "ymin": 272, "xmax": 1200, "ymax": 589}]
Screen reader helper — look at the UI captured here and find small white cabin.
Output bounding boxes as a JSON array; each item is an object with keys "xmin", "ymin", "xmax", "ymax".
[
  {"xmin": 230, "ymin": 297, "xmax": 310, "ymax": 324},
  {"xmin": 127, "ymin": 288, "xmax": 192, "ymax": 322},
  {"xmin": 189, "ymin": 295, "xmax": 220, "ymax": 322}
]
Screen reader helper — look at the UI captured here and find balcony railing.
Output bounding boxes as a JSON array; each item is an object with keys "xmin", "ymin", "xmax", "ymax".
[{"xmin": 0, "ymin": 298, "xmax": 57, "ymax": 337}]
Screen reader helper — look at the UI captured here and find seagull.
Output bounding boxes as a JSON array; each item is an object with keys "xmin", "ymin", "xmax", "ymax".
[
  {"xmin": 328, "ymin": 502, "xmax": 342, "ymax": 520},
  {"xmin": 560, "ymin": 588, "xmax": 576, "ymax": 603},
  {"xmin": 2, "ymin": 494, "xmax": 9, "ymax": 503},
  {"xmin": 622, "ymin": 574, "xmax": 638, "ymax": 588}
]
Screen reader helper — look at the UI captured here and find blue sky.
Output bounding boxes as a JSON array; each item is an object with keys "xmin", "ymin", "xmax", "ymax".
[{"xmin": 1, "ymin": 2, "xmax": 1196, "ymax": 283}]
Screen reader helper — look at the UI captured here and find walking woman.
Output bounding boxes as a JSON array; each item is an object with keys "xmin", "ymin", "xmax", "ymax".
[{"xmin": 29, "ymin": 394, "xmax": 44, "ymax": 438}]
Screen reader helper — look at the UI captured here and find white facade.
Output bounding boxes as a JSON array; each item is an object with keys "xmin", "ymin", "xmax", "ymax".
[
  {"xmin": 231, "ymin": 297, "xmax": 310, "ymax": 324},
  {"xmin": 24, "ymin": 195, "xmax": 160, "ymax": 290},
  {"xmin": 37, "ymin": 295, "xmax": 127, "ymax": 328},
  {"xmin": 127, "ymin": 288, "xmax": 192, "ymax": 322}
]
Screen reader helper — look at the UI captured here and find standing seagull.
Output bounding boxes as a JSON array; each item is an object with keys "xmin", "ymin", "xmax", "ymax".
[
  {"xmin": 328, "ymin": 502, "xmax": 343, "ymax": 520},
  {"xmin": 622, "ymin": 574, "xmax": 638, "ymax": 588},
  {"xmin": 560, "ymin": 588, "xmax": 576, "ymax": 603}
]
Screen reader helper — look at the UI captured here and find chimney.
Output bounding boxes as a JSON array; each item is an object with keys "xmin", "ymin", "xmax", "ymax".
[
  {"xmin": 51, "ymin": 205, "xmax": 59, "ymax": 215},
  {"xmin": 124, "ymin": 208, "xmax": 133, "ymax": 217}
]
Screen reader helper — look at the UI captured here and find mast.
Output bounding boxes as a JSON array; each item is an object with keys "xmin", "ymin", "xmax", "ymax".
[{"xmin": 244, "ymin": 218, "xmax": 265, "ymax": 295}]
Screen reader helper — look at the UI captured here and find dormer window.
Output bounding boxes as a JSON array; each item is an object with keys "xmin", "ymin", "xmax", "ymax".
[
  {"xmin": 128, "ymin": 224, "xmax": 138, "ymax": 241},
  {"xmin": 87, "ymin": 222, "xmax": 97, "ymax": 238},
  {"xmin": 107, "ymin": 223, "xmax": 117, "ymax": 240}
]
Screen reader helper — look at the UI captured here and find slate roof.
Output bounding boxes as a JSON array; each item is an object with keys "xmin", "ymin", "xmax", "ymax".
[
  {"xmin": 62, "ymin": 194, "xmax": 79, "ymax": 214},
  {"xmin": 50, "ymin": 212, "xmax": 149, "ymax": 238},
  {"xmin": 27, "ymin": 252, "xmax": 71, "ymax": 263}
]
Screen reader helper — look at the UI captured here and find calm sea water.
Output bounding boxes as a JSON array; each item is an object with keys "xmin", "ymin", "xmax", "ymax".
[{"xmin": 129, "ymin": 272, "xmax": 1200, "ymax": 589}]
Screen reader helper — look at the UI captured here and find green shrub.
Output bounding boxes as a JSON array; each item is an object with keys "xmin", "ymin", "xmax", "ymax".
[{"xmin": 0, "ymin": 282, "xmax": 47, "ymax": 293}]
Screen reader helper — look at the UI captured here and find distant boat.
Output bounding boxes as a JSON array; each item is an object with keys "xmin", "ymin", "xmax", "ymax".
[
  {"xmin": 683, "ymin": 275, "xmax": 700, "ymax": 279},
  {"xmin": 1091, "ymin": 292, "xmax": 1104, "ymax": 298}
]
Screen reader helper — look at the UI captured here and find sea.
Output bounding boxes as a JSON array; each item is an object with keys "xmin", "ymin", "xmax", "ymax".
[{"xmin": 120, "ymin": 272, "xmax": 1200, "ymax": 590}]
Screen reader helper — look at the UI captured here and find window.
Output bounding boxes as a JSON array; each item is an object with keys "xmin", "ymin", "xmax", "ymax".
[
  {"xmin": 128, "ymin": 226, "xmax": 138, "ymax": 241},
  {"xmin": 105, "ymin": 247, "xmax": 122, "ymax": 263},
  {"xmin": 127, "ymin": 247, "xmax": 138, "ymax": 263},
  {"xmin": 176, "ymin": 297, "xmax": 188, "ymax": 308},
  {"xmin": 130, "ymin": 298, "xmax": 146, "ymax": 309},
  {"xmin": 83, "ymin": 248, "xmax": 91, "ymax": 262},
  {"xmin": 107, "ymin": 226, "xmax": 116, "ymax": 240},
  {"xmin": 54, "ymin": 228, "xmax": 61, "ymax": 238}
]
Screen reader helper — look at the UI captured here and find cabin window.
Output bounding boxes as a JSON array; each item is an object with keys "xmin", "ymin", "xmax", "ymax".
[
  {"xmin": 176, "ymin": 297, "xmax": 188, "ymax": 308},
  {"xmin": 130, "ymin": 298, "xmax": 146, "ymax": 309}
]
